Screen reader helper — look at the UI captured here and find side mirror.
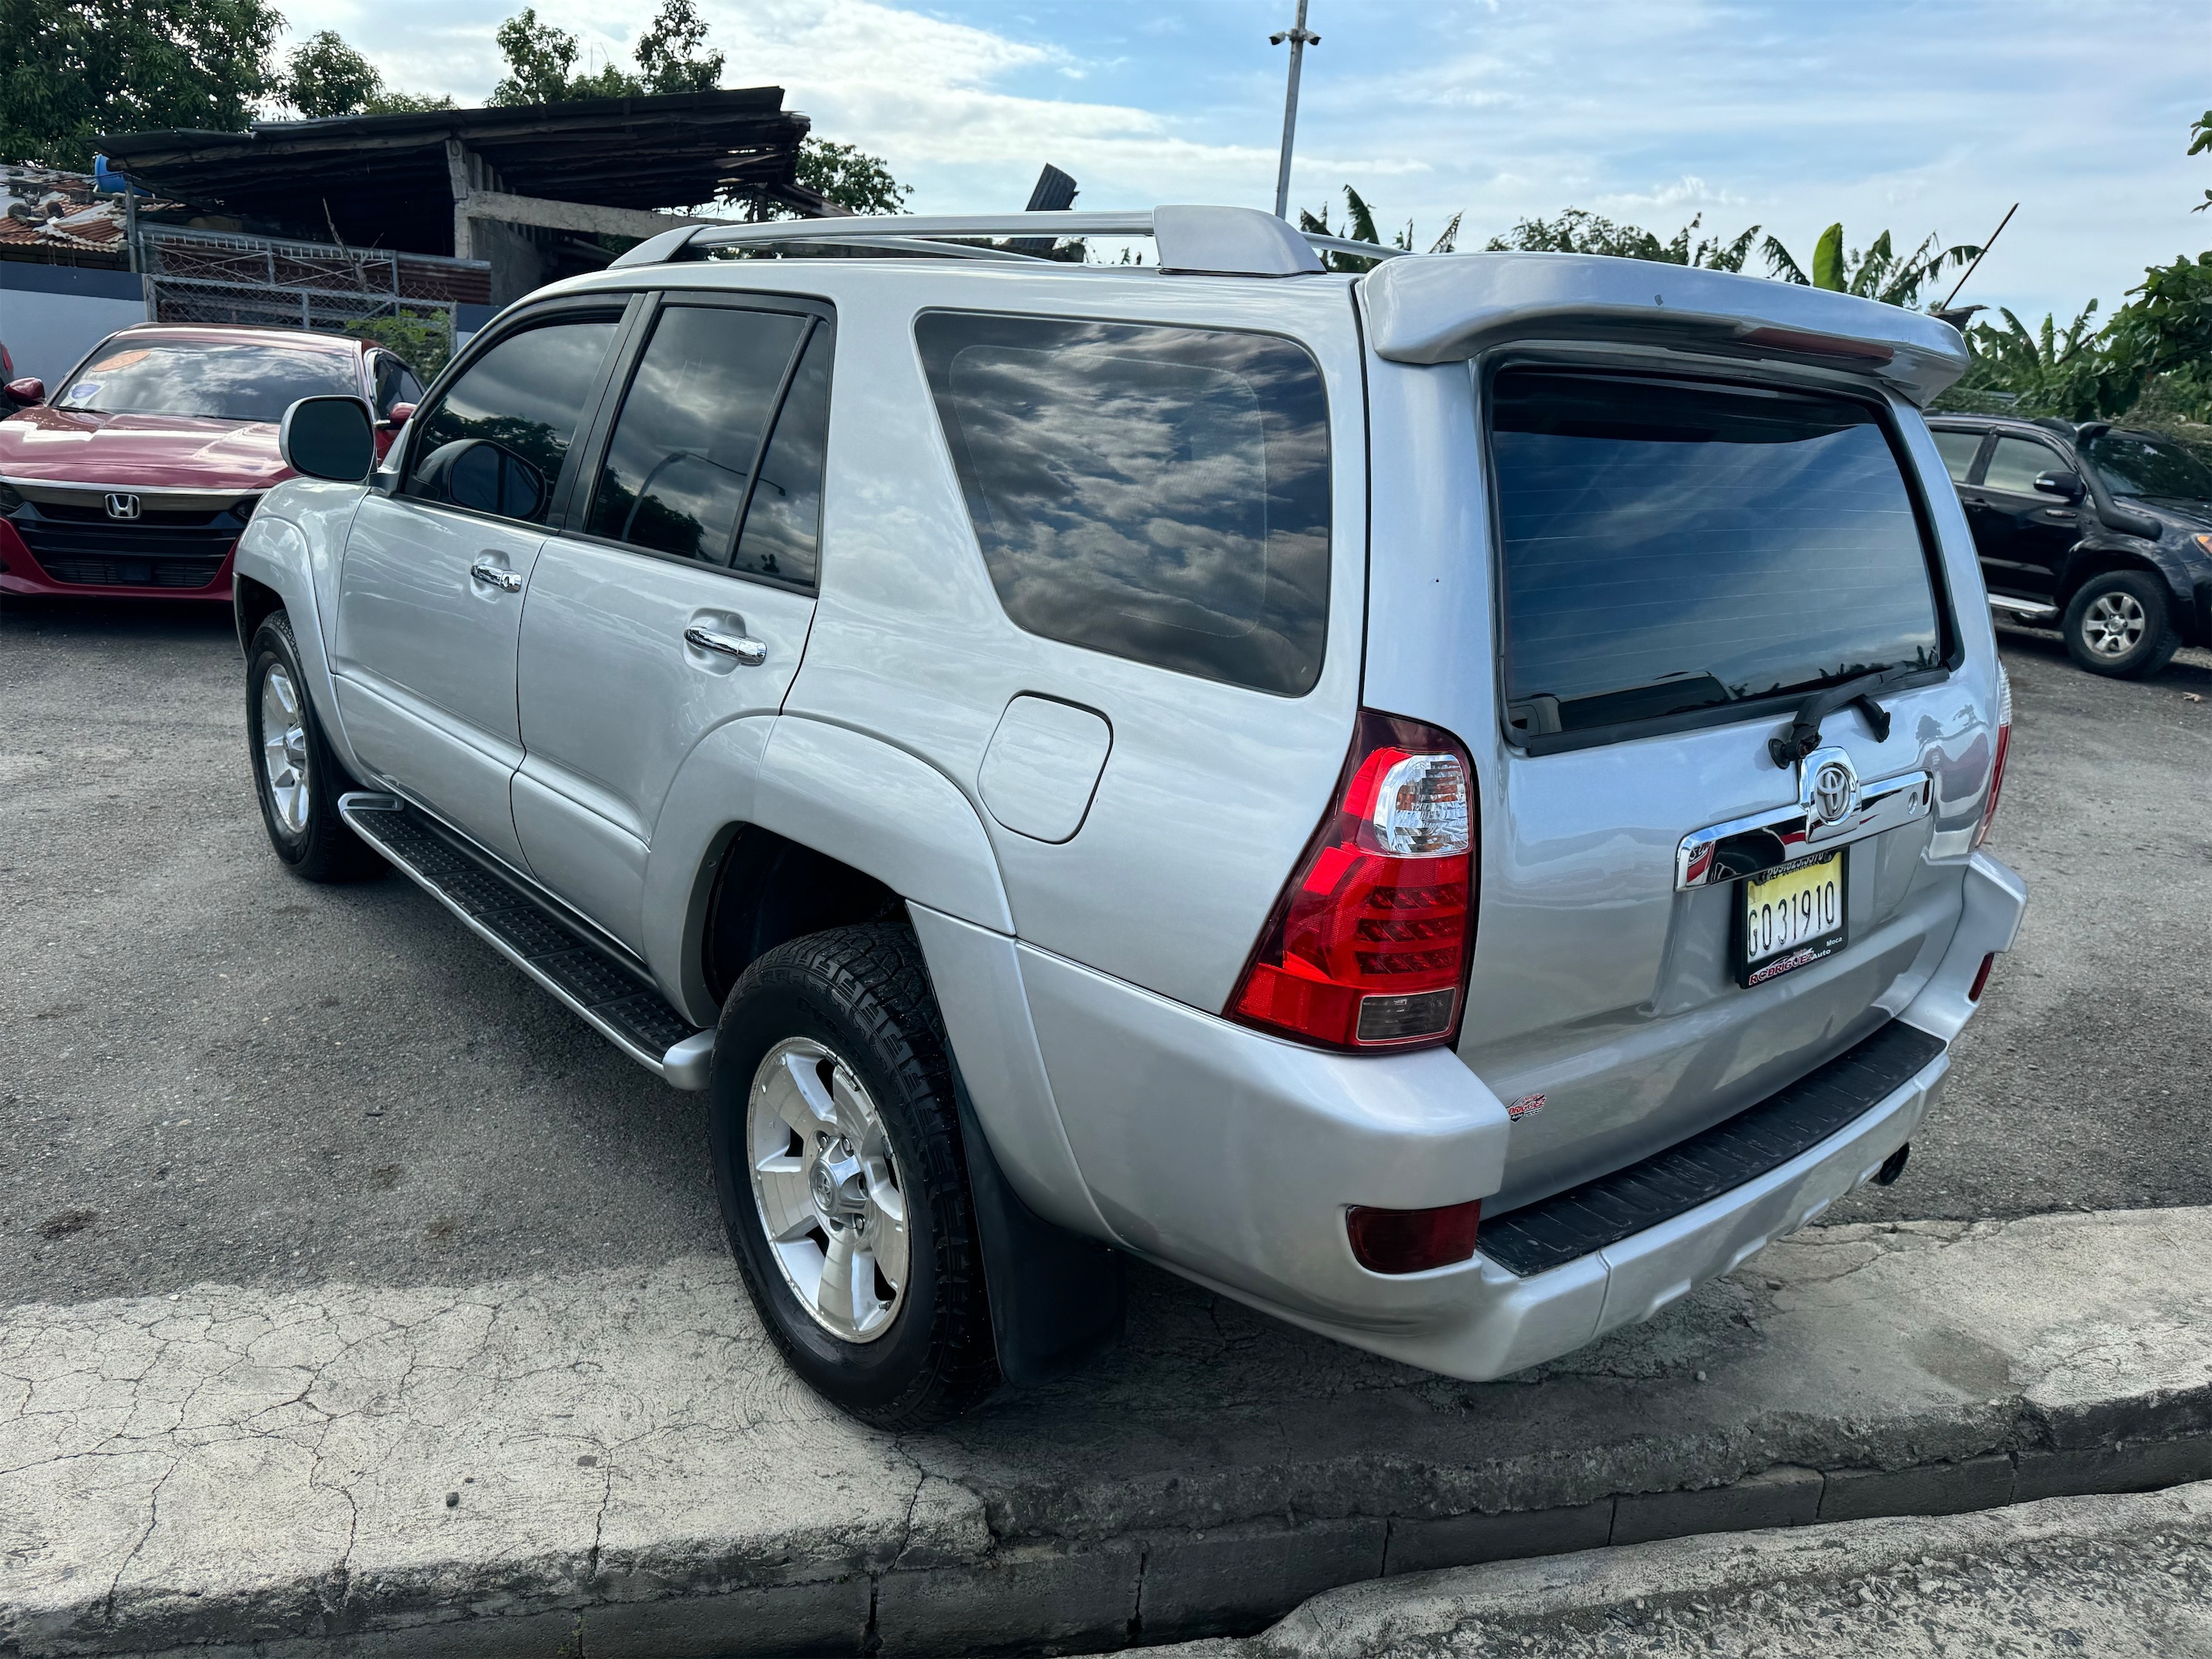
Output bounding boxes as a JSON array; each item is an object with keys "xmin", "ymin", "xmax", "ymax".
[
  {"xmin": 279, "ymin": 396, "xmax": 376, "ymax": 483},
  {"xmin": 380, "ymin": 400, "xmax": 417, "ymax": 431},
  {"xmin": 414, "ymin": 438, "xmax": 544, "ymax": 520},
  {"xmin": 4, "ymin": 377, "xmax": 45, "ymax": 407},
  {"xmin": 2032, "ymin": 469, "xmax": 2085, "ymax": 501}
]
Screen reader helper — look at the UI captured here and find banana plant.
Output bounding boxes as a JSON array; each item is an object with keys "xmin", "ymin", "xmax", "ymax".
[
  {"xmin": 1761, "ymin": 224, "xmax": 1980, "ymax": 307},
  {"xmin": 1300, "ymin": 187, "xmax": 1462, "ymax": 273}
]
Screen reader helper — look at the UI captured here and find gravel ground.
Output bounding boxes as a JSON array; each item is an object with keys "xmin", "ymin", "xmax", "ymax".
[{"xmin": 2, "ymin": 596, "xmax": 2207, "ymax": 1307}]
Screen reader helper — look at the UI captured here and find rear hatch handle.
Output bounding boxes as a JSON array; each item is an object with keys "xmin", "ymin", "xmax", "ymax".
[{"xmin": 1768, "ymin": 667, "xmax": 1912, "ymax": 768}]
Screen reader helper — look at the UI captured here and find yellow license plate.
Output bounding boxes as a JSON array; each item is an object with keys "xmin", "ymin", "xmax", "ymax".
[{"xmin": 1737, "ymin": 849, "xmax": 1846, "ymax": 987}]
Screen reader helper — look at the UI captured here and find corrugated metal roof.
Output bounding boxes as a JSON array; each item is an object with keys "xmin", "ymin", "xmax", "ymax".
[{"xmin": 97, "ymin": 88, "xmax": 819, "ymax": 258}]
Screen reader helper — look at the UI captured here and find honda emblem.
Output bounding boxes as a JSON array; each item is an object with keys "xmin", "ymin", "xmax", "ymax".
[{"xmin": 104, "ymin": 493, "xmax": 141, "ymax": 520}]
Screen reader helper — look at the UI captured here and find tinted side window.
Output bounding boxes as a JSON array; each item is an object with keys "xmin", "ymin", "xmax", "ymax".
[
  {"xmin": 1981, "ymin": 435, "xmax": 2064, "ymax": 495},
  {"xmin": 407, "ymin": 318, "xmax": 618, "ymax": 525},
  {"xmin": 1931, "ymin": 428, "xmax": 1984, "ymax": 484},
  {"xmin": 586, "ymin": 305, "xmax": 809, "ymax": 567},
  {"xmin": 917, "ymin": 311, "xmax": 1331, "ymax": 697},
  {"xmin": 731, "ymin": 321, "xmax": 831, "ymax": 586},
  {"xmin": 1491, "ymin": 369, "xmax": 1943, "ymax": 741}
]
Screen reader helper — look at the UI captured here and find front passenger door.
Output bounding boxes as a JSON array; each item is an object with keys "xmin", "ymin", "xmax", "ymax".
[
  {"xmin": 330, "ymin": 303, "xmax": 627, "ymax": 867},
  {"xmin": 1970, "ymin": 434, "xmax": 2082, "ymax": 601}
]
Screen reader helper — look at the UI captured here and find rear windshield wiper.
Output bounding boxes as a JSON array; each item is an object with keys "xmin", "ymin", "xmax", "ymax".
[{"xmin": 1767, "ymin": 667, "xmax": 1912, "ymax": 768}]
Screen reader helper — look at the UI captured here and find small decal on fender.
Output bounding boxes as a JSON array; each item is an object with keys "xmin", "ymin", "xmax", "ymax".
[{"xmin": 1506, "ymin": 1092, "xmax": 1546, "ymax": 1121}]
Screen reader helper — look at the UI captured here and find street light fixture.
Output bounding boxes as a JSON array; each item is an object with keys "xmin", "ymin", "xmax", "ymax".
[{"xmin": 1269, "ymin": 1, "xmax": 1320, "ymax": 221}]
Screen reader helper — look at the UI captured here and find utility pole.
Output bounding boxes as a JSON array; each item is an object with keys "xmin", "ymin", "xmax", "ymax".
[{"xmin": 1269, "ymin": 1, "xmax": 1319, "ymax": 221}]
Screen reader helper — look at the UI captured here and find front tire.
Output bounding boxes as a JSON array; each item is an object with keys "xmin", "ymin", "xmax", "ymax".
[
  {"xmin": 709, "ymin": 924, "xmax": 998, "ymax": 1428},
  {"xmin": 2061, "ymin": 570, "xmax": 2180, "ymax": 679},
  {"xmin": 246, "ymin": 612, "xmax": 383, "ymax": 881}
]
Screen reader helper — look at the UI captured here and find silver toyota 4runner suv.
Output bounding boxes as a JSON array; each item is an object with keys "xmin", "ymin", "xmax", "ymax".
[{"xmin": 236, "ymin": 206, "xmax": 2025, "ymax": 1427}]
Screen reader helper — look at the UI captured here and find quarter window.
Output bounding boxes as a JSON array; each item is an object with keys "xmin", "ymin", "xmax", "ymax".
[
  {"xmin": 586, "ymin": 304, "xmax": 823, "ymax": 580},
  {"xmin": 406, "ymin": 317, "xmax": 620, "ymax": 525},
  {"xmin": 1980, "ymin": 436, "xmax": 2066, "ymax": 496},
  {"xmin": 917, "ymin": 311, "xmax": 1331, "ymax": 697}
]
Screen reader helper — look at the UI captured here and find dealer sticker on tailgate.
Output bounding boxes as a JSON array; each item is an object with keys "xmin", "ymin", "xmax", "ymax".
[{"xmin": 1736, "ymin": 849, "xmax": 1846, "ymax": 988}]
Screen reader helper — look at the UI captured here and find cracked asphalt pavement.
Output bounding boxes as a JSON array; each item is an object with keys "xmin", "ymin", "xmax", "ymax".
[{"xmin": 2, "ymin": 599, "xmax": 2208, "ymax": 1308}]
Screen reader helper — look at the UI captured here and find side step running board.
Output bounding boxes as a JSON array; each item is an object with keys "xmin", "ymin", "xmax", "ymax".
[
  {"xmin": 338, "ymin": 793, "xmax": 715, "ymax": 1089},
  {"xmin": 1987, "ymin": 593, "xmax": 2059, "ymax": 624}
]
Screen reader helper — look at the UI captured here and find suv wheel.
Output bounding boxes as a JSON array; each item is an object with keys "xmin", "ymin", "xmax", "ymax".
[
  {"xmin": 709, "ymin": 923, "xmax": 998, "ymax": 1428},
  {"xmin": 246, "ymin": 613, "xmax": 383, "ymax": 881},
  {"xmin": 2061, "ymin": 570, "xmax": 2180, "ymax": 679}
]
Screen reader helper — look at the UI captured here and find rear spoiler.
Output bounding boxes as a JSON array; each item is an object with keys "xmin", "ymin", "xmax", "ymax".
[{"xmin": 1359, "ymin": 252, "xmax": 1970, "ymax": 407}]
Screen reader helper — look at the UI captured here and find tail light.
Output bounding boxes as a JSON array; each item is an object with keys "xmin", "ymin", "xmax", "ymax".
[
  {"xmin": 1973, "ymin": 665, "xmax": 2012, "ymax": 850},
  {"xmin": 1228, "ymin": 708, "xmax": 1476, "ymax": 1050}
]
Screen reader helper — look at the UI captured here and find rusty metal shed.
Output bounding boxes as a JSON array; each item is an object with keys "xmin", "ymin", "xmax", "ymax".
[{"xmin": 98, "ymin": 89, "xmax": 827, "ymax": 304}]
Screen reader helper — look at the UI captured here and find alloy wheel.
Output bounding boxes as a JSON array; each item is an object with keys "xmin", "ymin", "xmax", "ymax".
[
  {"xmin": 746, "ymin": 1036, "xmax": 910, "ymax": 1343},
  {"xmin": 259, "ymin": 665, "xmax": 311, "ymax": 833},
  {"xmin": 2080, "ymin": 589, "xmax": 2147, "ymax": 658}
]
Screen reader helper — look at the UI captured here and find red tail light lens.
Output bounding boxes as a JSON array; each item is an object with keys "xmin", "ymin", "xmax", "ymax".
[
  {"xmin": 1968, "ymin": 952, "xmax": 1996, "ymax": 1002},
  {"xmin": 1229, "ymin": 709, "xmax": 1476, "ymax": 1050},
  {"xmin": 1973, "ymin": 666, "xmax": 2012, "ymax": 850},
  {"xmin": 1347, "ymin": 1200, "xmax": 1482, "ymax": 1273}
]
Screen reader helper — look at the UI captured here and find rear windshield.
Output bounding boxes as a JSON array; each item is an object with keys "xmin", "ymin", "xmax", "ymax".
[
  {"xmin": 57, "ymin": 341, "xmax": 359, "ymax": 424},
  {"xmin": 1490, "ymin": 369, "xmax": 1945, "ymax": 744}
]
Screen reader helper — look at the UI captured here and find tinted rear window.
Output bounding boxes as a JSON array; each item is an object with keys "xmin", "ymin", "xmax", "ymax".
[
  {"xmin": 1490, "ymin": 369, "xmax": 1944, "ymax": 742},
  {"xmin": 917, "ymin": 311, "xmax": 1331, "ymax": 697}
]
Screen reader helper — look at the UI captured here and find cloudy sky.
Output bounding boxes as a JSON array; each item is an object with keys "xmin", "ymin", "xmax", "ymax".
[{"xmin": 280, "ymin": 0, "xmax": 2207, "ymax": 325}]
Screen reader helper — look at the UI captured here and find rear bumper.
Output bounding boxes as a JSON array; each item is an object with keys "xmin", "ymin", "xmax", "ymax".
[
  {"xmin": 1022, "ymin": 850, "xmax": 2028, "ymax": 1382},
  {"xmin": 0, "ymin": 517, "xmax": 235, "ymax": 601}
]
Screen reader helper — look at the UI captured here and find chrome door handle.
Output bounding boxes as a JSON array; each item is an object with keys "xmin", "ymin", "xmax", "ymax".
[
  {"xmin": 684, "ymin": 626, "xmax": 767, "ymax": 666},
  {"xmin": 469, "ymin": 560, "xmax": 523, "ymax": 592}
]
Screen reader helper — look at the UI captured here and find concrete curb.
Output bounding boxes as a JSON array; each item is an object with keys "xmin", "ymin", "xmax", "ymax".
[
  {"xmin": 1156, "ymin": 1478, "xmax": 2212, "ymax": 1657},
  {"xmin": 3, "ymin": 1207, "xmax": 2210, "ymax": 1655}
]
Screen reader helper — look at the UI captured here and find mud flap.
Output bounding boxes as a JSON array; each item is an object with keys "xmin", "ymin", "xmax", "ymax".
[{"xmin": 953, "ymin": 1068, "xmax": 1125, "ymax": 1387}]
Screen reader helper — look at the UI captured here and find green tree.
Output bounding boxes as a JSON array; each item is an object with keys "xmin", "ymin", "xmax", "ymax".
[
  {"xmin": 1760, "ymin": 224, "xmax": 1980, "ymax": 307},
  {"xmin": 493, "ymin": 1, "xmax": 726, "ymax": 105},
  {"xmin": 1300, "ymin": 186, "xmax": 1462, "ymax": 272},
  {"xmin": 343, "ymin": 313, "xmax": 454, "ymax": 379},
  {"xmin": 775, "ymin": 138, "xmax": 911, "ymax": 215},
  {"xmin": 493, "ymin": 9, "xmax": 598, "ymax": 103},
  {"xmin": 634, "ymin": 0, "xmax": 722, "ymax": 94},
  {"xmin": 1947, "ymin": 303, "xmax": 2105, "ymax": 418},
  {"xmin": 0, "ymin": 0, "xmax": 282, "ymax": 169},
  {"xmin": 1485, "ymin": 207, "xmax": 1761, "ymax": 271},
  {"xmin": 281, "ymin": 29, "xmax": 453, "ymax": 118}
]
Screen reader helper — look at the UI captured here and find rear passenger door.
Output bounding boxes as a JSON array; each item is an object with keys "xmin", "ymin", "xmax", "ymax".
[{"xmin": 511, "ymin": 294, "xmax": 831, "ymax": 950}]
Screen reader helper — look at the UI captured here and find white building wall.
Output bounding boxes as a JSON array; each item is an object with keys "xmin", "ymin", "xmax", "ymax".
[{"xmin": 0, "ymin": 266, "xmax": 147, "ymax": 388}]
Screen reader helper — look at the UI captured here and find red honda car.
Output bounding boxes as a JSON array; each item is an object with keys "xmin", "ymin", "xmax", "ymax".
[{"xmin": 0, "ymin": 324, "xmax": 424, "ymax": 602}]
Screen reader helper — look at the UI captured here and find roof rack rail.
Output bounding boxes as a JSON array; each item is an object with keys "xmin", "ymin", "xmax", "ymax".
[{"xmin": 608, "ymin": 204, "xmax": 1407, "ymax": 277}]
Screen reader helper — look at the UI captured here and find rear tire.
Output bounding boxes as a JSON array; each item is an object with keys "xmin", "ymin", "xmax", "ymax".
[
  {"xmin": 709, "ymin": 923, "xmax": 998, "ymax": 1428},
  {"xmin": 246, "ymin": 612, "xmax": 383, "ymax": 882},
  {"xmin": 2061, "ymin": 571, "xmax": 2180, "ymax": 679}
]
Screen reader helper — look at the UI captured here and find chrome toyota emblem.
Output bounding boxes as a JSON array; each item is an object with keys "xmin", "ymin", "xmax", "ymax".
[
  {"xmin": 1799, "ymin": 746, "xmax": 1860, "ymax": 830},
  {"xmin": 104, "ymin": 493, "xmax": 141, "ymax": 520}
]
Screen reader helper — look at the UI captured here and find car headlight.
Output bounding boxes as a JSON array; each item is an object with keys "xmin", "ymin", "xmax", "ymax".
[
  {"xmin": 0, "ymin": 481, "xmax": 22, "ymax": 514},
  {"xmin": 232, "ymin": 494, "xmax": 261, "ymax": 524},
  {"xmin": 2193, "ymin": 532, "xmax": 2212, "ymax": 557}
]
